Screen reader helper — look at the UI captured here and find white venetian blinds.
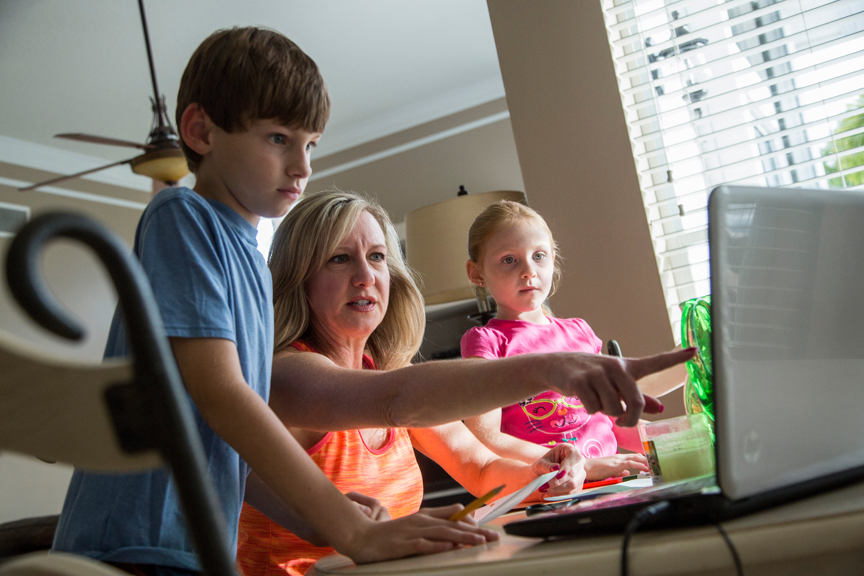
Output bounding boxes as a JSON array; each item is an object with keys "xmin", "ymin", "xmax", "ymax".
[{"xmin": 601, "ymin": 0, "xmax": 864, "ymax": 341}]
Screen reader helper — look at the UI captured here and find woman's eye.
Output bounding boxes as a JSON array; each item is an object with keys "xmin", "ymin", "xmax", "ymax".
[
  {"xmin": 370, "ymin": 252, "xmax": 386, "ymax": 262},
  {"xmin": 330, "ymin": 254, "xmax": 348, "ymax": 264},
  {"xmin": 533, "ymin": 252, "xmax": 547, "ymax": 261}
]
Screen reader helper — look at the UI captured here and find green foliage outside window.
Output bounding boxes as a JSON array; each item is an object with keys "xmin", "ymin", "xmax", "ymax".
[{"xmin": 822, "ymin": 95, "xmax": 864, "ymax": 188}]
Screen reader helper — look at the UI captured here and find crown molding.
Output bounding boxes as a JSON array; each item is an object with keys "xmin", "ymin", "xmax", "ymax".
[{"xmin": 0, "ymin": 135, "xmax": 152, "ymax": 193}]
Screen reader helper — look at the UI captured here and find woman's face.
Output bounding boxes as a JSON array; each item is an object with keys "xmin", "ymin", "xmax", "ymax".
[{"xmin": 305, "ymin": 210, "xmax": 391, "ymax": 345}]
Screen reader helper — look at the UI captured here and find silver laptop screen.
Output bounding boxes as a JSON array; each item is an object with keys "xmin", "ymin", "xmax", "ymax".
[{"xmin": 710, "ymin": 186, "xmax": 864, "ymax": 500}]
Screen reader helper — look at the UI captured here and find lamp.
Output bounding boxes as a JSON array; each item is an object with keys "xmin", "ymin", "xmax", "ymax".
[{"xmin": 405, "ymin": 187, "xmax": 527, "ymax": 318}]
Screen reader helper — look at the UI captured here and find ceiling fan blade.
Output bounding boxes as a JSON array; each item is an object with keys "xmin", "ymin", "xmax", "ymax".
[
  {"xmin": 55, "ymin": 133, "xmax": 154, "ymax": 150},
  {"xmin": 18, "ymin": 157, "xmax": 139, "ymax": 191}
]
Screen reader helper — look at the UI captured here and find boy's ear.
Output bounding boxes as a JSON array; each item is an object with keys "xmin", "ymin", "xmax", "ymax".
[
  {"xmin": 466, "ymin": 260, "xmax": 485, "ymax": 287},
  {"xmin": 180, "ymin": 104, "xmax": 213, "ymax": 156}
]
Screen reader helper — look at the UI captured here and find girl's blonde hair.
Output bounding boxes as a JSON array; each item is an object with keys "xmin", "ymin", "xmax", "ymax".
[
  {"xmin": 467, "ymin": 200, "xmax": 563, "ymax": 306},
  {"xmin": 269, "ymin": 189, "xmax": 425, "ymax": 370}
]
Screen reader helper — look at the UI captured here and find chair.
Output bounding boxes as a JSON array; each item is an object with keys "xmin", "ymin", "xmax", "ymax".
[{"xmin": 0, "ymin": 212, "xmax": 235, "ymax": 576}]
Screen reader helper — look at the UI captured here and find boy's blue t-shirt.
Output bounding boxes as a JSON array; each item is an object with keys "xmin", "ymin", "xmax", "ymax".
[{"xmin": 51, "ymin": 187, "xmax": 274, "ymax": 570}]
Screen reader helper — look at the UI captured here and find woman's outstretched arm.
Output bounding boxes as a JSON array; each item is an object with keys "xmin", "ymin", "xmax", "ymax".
[{"xmin": 269, "ymin": 347, "xmax": 695, "ymax": 432}]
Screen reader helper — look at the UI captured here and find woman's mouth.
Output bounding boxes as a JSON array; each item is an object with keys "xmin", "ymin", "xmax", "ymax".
[{"xmin": 348, "ymin": 298, "xmax": 376, "ymax": 312}]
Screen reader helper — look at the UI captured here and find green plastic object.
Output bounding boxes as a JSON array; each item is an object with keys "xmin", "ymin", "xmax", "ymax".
[{"xmin": 680, "ymin": 295, "xmax": 714, "ymax": 422}]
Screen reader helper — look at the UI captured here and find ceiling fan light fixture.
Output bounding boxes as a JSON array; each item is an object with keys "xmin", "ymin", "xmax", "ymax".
[{"xmin": 130, "ymin": 148, "xmax": 189, "ymax": 184}]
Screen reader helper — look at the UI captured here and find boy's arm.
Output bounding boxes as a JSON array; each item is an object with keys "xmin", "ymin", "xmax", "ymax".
[
  {"xmin": 170, "ymin": 337, "xmax": 497, "ymax": 561},
  {"xmin": 410, "ymin": 422, "xmax": 585, "ymax": 498}
]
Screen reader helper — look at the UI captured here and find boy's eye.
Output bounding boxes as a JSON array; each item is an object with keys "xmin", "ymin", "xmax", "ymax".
[
  {"xmin": 329, "ymin": 254, "xmax": 348, "ymax": 264},
  {"xmin": 501, "ymin": 256, "xmax": 516, "ymax": 264},
  {"xmin": 306, "ymin": 141, "xmax": 318, "ymax": 152},
  {"xmin": 533, "ymin": 252, "xmax": 547, "ymax": 261},
  {"xmin": 270, "ymin": 134, "xmax": 286, "ymax": 145}
]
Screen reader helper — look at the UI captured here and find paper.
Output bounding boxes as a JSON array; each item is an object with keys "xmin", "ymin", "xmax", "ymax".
[
  {"xmin": 472, "ymin": 470, "xmax": 558, "ymax": 524},
  {"xmin": 542, "ymin": 477, "xmax": 654, "ymax": 501}
]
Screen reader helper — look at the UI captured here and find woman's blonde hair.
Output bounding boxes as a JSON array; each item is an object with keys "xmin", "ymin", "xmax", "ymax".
[
  {"xmin": 467, "ymin": 200, "xmax": 563, "ymax": 308},
  {"xmin": 269, "ymin": 189, "xmax": 425, "ymax": 370}
]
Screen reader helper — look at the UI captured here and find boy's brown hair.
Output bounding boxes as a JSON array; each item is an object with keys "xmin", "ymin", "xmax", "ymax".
[{"xmin": 176, "ymin": 26, "xmax": 330, "ymax": 172}]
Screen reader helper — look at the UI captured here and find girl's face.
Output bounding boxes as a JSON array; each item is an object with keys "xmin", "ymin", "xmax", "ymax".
[
  {"xmin": 468, "ymin": 218, "xmax": 555, "ymax": 323},
  {"xmin": 305, "ymin": 210, "xmax": 391, "ymax": 346}
]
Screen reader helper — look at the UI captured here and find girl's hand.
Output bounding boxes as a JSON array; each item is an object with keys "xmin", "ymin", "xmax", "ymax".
[
  {"xmin": 584, "ymin": 454, "xmax": 649, "ymax": 481},
  {"xmin": 346, "ymin": 491, "xmax": 391, "ymax": 521},
  {"xmin": 532, "ymin": 443, "xmax": 586, "ymax": 496},
  {"xmin": 345, "ymin": 504, "xmax": 500, "ymax": 565}
]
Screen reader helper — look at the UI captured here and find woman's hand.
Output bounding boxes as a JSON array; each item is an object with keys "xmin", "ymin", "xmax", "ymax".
[
  {"xmin": 346, "ymin": 492, "xmax": 391, "ymax": 521},
  {"xmin": 531, "ymin": 443, "xmax": 586, "ymax": 496},
  {"xmin": 584, "ymin": 453, "xmax": 649, "ymax": 481},
  {"xmin": 345, "ymin": 504, "xmax": 500, "ymax": 565},
  {"xmin": 544, "ymin": 347, "xmax": 696, "ymax": 427}
]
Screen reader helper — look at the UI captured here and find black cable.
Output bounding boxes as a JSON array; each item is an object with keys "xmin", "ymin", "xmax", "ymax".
[
  {"xmin": 714, "ymin": 522, "xmax": 744, "ymax": 576},
  {"xmin": 621, "ymin": 500, "xmax": 671, "ymax": 576}
]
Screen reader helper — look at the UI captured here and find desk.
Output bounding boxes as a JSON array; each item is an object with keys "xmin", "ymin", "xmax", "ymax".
[{"xmin": 311, "ymin": 481, "xmax": 864, "ymax": 576}]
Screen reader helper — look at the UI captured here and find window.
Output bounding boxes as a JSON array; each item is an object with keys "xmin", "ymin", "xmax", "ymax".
[{"xmin": 601, "ymin": 0, "xmax": 864, "ymax": 341}]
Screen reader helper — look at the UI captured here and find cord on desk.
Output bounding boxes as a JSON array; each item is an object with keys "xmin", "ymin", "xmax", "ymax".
[
  {"xmin": 713, "ymin": 522, "xmax": 744, "ymax": 576},
  {"xmin": 620, "ymin": 503, "xmax": 745, "ymax": 576},
  {"xmin": 621, "ymin": 500, "xmax": 671, "ymax": 576}
]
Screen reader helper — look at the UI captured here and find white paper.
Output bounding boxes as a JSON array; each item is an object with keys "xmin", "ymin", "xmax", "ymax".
[
  {"xmin": 472, "ymin": 470, "xmax": 558, "ymax": 524},
  {"xmin": 542, "ymin": 477, "xmax": 654, "ymax": 501}
]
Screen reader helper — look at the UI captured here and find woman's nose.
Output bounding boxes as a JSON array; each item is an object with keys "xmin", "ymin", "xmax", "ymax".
[{"xmin": 353, "ymin": 260, "xmax": 375, "ymax": 286}]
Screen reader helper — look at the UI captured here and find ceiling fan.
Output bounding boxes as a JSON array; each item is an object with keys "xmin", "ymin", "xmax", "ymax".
[{"xmin": 19, "ymin": 0, "xmax": 189, "ymax": 193}]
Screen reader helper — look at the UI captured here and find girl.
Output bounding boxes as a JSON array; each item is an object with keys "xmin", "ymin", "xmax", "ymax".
[{"xmin": 461, "ymin": 201, "xmax": 685, "ymax": 482}]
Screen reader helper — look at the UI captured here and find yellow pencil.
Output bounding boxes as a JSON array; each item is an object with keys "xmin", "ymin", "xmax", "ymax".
[{"xmin": 448, "ymin": 485, "xmax": 505, "ymax": 521}]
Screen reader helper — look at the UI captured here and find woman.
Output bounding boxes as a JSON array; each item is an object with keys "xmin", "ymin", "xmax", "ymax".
[{"xmin": 236, "ymin": 190, "xmax": 694, "ymax": 575}]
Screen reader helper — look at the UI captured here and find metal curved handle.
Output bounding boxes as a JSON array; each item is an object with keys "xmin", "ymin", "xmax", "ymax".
[{"xmin": 5, "ymin": 212, "xmax": 236, "ymax": 576}]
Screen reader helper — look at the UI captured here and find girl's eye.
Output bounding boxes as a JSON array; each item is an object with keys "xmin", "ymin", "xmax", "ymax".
[
  {"xmin": 533, "ymin": 252, "xmax": 547, "ymax": 261},
  {"xmin": 329, "ymin": 254, "xmax": 348, "ymax": 264},
  {"xmin": 501, "ymin": 256, "xmax": 516, "ymax": 265}
]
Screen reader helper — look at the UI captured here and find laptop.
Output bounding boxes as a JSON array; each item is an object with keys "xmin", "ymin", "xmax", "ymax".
[{"xmin": 505, "ymin": 185, "xmax": 864, "ymax": 538}]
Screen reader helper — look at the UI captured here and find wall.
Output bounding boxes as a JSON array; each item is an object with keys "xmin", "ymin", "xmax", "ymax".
[
  {"xmin": 486, "ymin": 0, "xmax": 682, "ymax": 416},
  {"xmin": 0, "ymin": 160, "xmax": 145, "ymax": 523}
]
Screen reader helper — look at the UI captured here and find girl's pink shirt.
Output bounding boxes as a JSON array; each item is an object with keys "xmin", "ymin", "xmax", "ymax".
[{"xmin": 460, "ymin": 316, "xmax": 618, "ymax": 458}]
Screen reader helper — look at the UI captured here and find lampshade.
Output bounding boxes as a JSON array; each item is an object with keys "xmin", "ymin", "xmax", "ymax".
[
  {"xmin": 406, "ymin": 190, "xmax": 527, "ymax": 306},
  {"xmin": 130, "ymin": 148, "xmax": 190, "ymax": 184}
]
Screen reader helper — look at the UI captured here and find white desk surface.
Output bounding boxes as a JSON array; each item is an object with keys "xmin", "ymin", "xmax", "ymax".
[{"xmin": 312, "ymin": 480, "xmax": 864, "ymax": 576}]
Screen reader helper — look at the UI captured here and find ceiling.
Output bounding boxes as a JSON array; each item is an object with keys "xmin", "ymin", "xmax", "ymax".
[{"xmin": 0, "ymin": 0, "xmax": 505, "ymax": 172}]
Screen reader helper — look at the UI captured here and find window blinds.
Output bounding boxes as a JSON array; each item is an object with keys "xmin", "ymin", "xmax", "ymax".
[{"xmin": 601, "ymin": 0, "xmax": 864, "ymax": 342}]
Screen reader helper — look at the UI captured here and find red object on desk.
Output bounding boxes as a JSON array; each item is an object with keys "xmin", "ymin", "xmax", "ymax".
[{"xmin": 581, "ymin": 477, "xmax": 624, "ymax": 490}]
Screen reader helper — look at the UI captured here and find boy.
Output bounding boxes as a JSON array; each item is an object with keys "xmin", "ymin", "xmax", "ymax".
[{"xmin": 51, "ymin": 27, "xmax": 495, "ymax": 576}]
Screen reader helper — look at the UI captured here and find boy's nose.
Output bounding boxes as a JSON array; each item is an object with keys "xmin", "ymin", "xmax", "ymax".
[{"xmin": 288, "ymin": 148, "xmax": 313, "ymax": 180}]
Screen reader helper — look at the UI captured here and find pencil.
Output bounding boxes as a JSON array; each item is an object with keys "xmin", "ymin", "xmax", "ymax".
[{"xmin": 448, "ymin": 485, "xmax": 505, "ymax": 521}]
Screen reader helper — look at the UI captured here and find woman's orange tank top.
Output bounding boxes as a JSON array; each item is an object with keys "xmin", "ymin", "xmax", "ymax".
[{"xmin": 235, "ymin": 341, "xmax": 424, "ymax": 576}]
